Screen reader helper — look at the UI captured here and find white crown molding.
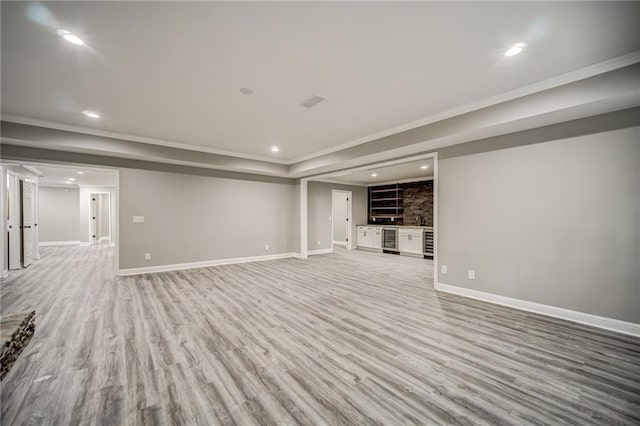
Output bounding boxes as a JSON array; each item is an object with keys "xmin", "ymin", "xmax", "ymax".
[
  {"xmin": 435, "ymin": 282, "xmax": 640, "ymax": 338},
  {"xmin": 118, "ymin": 252, "xmax": 299, "ymax": 276},
  {"xmin": 0, "ymin": 114, "xmax": 290, "ymax": 165},
  {"xmin": 310, "ymin": 178, "xmax": 367, "ymax": 187},
  {"xmin": 367, "ymin": 176, "xmax": 434, "ymax": 186},
  {"xmin": 39, "ymin": 241, "xmax": 81, "ymax": 246},
  {"xmin": 38, "ymin": 184, "xmax": 78, "ymax": 189},
  {"xmin": 289, "ymin": 51, "xmax": 640, "ymax": 163},
  {"xmin": 1, "ymin": 136, "xmax": 291, "ymax": 178}
]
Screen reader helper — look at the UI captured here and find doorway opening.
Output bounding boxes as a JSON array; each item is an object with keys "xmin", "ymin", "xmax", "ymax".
[
  {"xmin": 1, "ymin": 162, "xmax": 119, "ymax": 277},
  {"xmin": 300, "ymin": 152, "xmax": 438, "ymax": 285}
]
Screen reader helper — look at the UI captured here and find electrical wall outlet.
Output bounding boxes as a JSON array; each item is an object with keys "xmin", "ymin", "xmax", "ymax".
[
  {"xmin": 468, "ymin": 270, "xmax": 476, "ymax": 280},
  {"xmin": 441, "ymin": 265, "xmax": 448, "ymax": 275},
  {"xmin": 265, "ymin": 244, "xmax": 269, "ymax": 250},
  {"xmin": 145, "ymin": 253, "xmax": 151, "ymax": 260},
  {"xmin": 317, "ymin": 240, "xmax": 321, "ymax": 246},
  {"xmin": 133, "ymin": 216, "xmax": 144, "ymax": 223}
]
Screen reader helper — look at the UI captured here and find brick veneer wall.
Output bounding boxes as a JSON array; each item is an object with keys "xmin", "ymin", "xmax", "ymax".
[{"xmin": 401, "ymin": 180, "xmax": 433, "ymax": 226}]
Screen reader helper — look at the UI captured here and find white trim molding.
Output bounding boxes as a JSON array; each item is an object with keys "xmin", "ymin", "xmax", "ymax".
[
  {"xmin": 118, "ymin": 252, "xmax": 299, "ymax": 276},
  {"xmin": 308, "ymin": 248, "xmax": 334, "ymax": 256},
  {"xmin": 39, "ymin": 240, "xmax": 80, "ymax": 247},
  {"xmin": 435, "ymin": 282, "xmax": 640, "ymax": 338},
  {"xmin": 332, "ymin": 240, "xmax": 346, "ymax": 246},
  {"xmin": 1, "ymin": 270, "xmax": 8, "ymax": 279}
]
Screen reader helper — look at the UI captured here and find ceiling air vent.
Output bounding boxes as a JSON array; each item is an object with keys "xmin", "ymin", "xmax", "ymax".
[{"xmin": 299, "ymin": 94, "xmax": 326, "ymax": 108}]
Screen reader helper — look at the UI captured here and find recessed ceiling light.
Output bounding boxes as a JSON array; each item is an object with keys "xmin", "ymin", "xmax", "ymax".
[
  {"xmin": 505, "ymin": 42, "xmax": 527, "ymax": 57},
  {"xmin": 421, "ymin": 165, "xmax": 429, "ymax": 170},
  {"xmin": 83, "ymin": 110, "xmax": 100, "ymax": 119},
  {"xmin": 77, "ymin": 171, "xmax": 84, "ymax": 175},
  {"xmin": 240, "ymin": 88, "xmax": 254, "ymax": 95},
  {"xmin": 271, "ymin": 146, "xmax": 279, "ymax": 153},
  {"xmin": 67, "ymin": 177, "xmax": 76, "ymax": 181},
  {"xmin": 371, "ymin": 173, "xmax": 378, "ymax": 177},
  {"xmin": 57, "ymin": 29, "xmax": 84, "ymax": 46}
]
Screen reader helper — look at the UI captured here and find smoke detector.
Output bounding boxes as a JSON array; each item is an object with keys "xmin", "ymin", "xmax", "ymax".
[{"xmin": 299, "ymin": 94, "xmax": 325, "ymax": 108}]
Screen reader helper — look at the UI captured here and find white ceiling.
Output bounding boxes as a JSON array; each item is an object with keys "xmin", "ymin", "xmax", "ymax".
[
  {"xmin": 331, "ymin": 158, "xmax": 434, "ymax": 186},
  {"xmin": 26, "ymin": 164, "xmax": 117, "ymax": 187},
  {"xmin": 2, "ymin": 2, "xmax": 638, "ymax": 162}
]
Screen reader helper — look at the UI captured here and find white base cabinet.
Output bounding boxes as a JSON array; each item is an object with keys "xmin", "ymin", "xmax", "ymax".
[
  {"xmin": 357, "ymin": 226, "xmax": 382, "ymax": 249},
  {"xmin": 398, "ymin": 228, "xmax": 423, "ymax": 255}
]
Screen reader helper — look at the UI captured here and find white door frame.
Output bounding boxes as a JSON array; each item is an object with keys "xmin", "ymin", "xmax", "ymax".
[
  {"xmin": 299, "ymin": 152, "xmax": 439, "ymax": 286},
  {"xmin": 331, "ymin": 189, "xmax": 353, "ymax": 250}
]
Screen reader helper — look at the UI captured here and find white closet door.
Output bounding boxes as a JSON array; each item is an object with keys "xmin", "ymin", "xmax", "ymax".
[
  {"xmin": 91, "ymin": 194, "xmax": 97, "ymax": 245},
  {"xmin": 21, "ymin": 180, "xmax": 35, "ymax": 267},
  {"xmin": 7, "ymin": 175, "xmax": 21, "ymax": 269}
]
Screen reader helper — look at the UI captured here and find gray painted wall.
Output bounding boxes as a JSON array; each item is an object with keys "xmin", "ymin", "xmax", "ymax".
[
  {"xmin": 38, "ymin": 187, "xmax": 80, "ymax": 243},
  {"xmin": 308, "ymin": 182, "xmax": 367, "ymax": 251},
  {"xmin": 119, "ymin": 168, "xmax": 298, "ymax": 270},
  {"xmin": 439, "ymin": 126, "xmax": 640, "ymax": 323}
]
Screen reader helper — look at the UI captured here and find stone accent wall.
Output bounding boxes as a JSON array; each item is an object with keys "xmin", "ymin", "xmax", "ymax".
[
  {"xmin": 401, "ymin": 180, "xmax": 433, "ymax": 226},
  {"xmin": 1, "ymin": 310, "xmax": 35, "ymax": 381}
]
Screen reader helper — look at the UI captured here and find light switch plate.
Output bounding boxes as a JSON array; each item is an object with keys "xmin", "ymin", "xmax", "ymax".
[
  {"xmin": 441, "ymin": 265, "xmax": 448, "ymax": 275},
  {"xmin": 468, "ymin": 270, "xmax": 476, "ymax": 280},
  {"xmin": 133, "ymin": 216, "xmax": 144, "ymax": 223},
  {"xmin": 145, "ymin": 253, "xmax": 151, "ymax": 260}
]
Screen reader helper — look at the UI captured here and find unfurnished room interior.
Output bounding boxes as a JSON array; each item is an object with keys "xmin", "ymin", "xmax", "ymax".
[{"xmin": 0, "ymin": 1, "xmax": 639, "ymax": 425}]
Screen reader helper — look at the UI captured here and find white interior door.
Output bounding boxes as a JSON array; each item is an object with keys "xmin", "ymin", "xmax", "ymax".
[
  {"xmin": 345, "ymin": 194, "xmax": 352, "ymax": 249},
  {"xmin": 331, "ymin": 190, "xmax": 353, "ymax": 249},
  {"xmin": 33, "ymin": 184, "xmax": 39, "ymax": 260},
  {"xmin": 21, "ymin": 180, "xmax": 35, "ymax": 267},
  {"xmin": 7, "ymin": 175, "xmax": 21, "ymax": 270},
  {"xmin": 99, "ymin": 193, "xmax": 111, "ymax": 243}
]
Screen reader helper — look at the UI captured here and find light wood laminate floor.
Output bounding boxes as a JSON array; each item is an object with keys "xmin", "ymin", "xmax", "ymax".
[{"xmin": 1, "ymin": 245, "xmax": 639, "ymax": 425}]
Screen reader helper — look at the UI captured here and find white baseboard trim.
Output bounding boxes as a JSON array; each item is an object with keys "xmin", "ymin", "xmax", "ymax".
[
  {"xmin": 99, "ymin": 237, "xmax": 110, "ymax": 242},
  {"xmin": 1, "ymin": 269, "xmax": 8, "ymax": 279},
  {"xmin": 332, "ymin": 240, "xmax": 346, "ymax": 246},
  {"xmin": 308, "ymin": 248, "xmax": 333, "ymax": 255},
  {"xmin": 39, "ymin": 241, "xmax": 80, "ymax": 247},
  {"xmin": 435, "ymin": 282, "xmax": 640, "ymax": 338},
  {"xmin": 118, "ymin": 252, "xmax": 299, "ymax": 276},
  {"xmin": 80, "ymin": 242, "xmax": 90, "ymax": 246},
  {"xmin": 109, "ymin": 243, "xmax": 116, "ymax": 247}
]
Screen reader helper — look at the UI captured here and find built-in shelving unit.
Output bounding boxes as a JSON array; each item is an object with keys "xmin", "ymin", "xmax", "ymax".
[{"xmin": 369, "ymin": 184, "xmax": 403, "ymax": 222}]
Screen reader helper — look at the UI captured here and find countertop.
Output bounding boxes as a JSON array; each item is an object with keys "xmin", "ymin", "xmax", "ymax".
[{"xmin": 357, "ymin": 224, "xmax": 434, "ymax": 230}]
